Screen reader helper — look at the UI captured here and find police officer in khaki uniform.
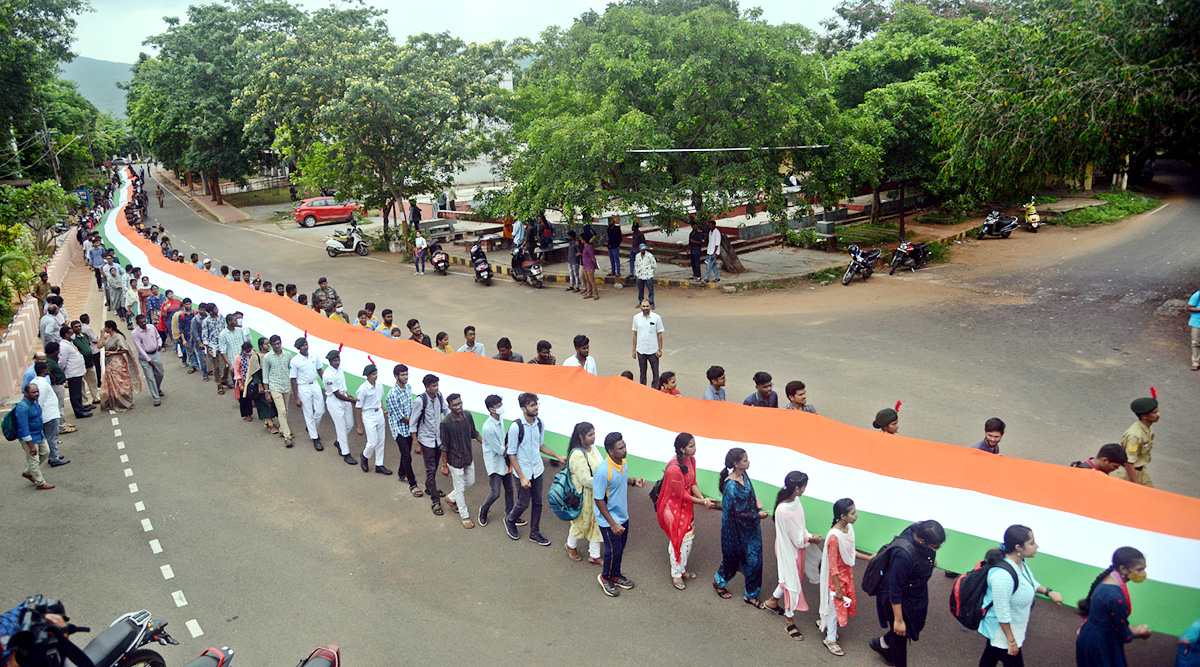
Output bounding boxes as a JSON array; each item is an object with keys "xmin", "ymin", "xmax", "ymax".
[{"xmin": 1114, "ymin": 395, "xmax": 1158, "ymax": 487}]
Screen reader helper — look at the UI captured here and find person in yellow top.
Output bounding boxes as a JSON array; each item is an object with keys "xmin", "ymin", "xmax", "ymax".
[
  {"xmin": 1114, "ymin": 395, "xmax": 1158, "ymax": 487},
  {"xmin": 326, "ymin": 300, "xmax": 349, "ymax": 323},
  {"xmin": 354, "ymin": 310, "xmax": 375, "ymax": 330}
]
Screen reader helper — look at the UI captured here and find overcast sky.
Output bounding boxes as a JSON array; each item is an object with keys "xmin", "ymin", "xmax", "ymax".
[{"xmin": 72, "ymin": 0, "xmax": 840, "ymax": 64}]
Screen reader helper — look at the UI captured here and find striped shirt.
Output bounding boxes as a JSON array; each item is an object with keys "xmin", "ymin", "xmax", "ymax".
[
  {"xmin": 385, "ymin": 383, "xmax": 413, "ymax": 438},
  {"xmin": 262, "ymin": 350, "xmax": 292, "ymax": 392}
]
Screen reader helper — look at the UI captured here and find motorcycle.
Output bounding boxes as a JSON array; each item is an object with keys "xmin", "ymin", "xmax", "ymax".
[
  {"xmin": 470, "ymin": 244, "xmax": 492, "ymax": 286},
  {"xmin": 889, "ymin": 241, "xmax": 930, "ymax": 274},
  {"xmin": 184, "ymin": 647, "xmax": 234, "ymax": 667},
  {"xmin": 977, "ymin": 210, "xmax": 1020, "ymax": 239},
  {"xmin": 429, "ymin": 242, "xmax": 449, "ymax": 275},
  {"xmin": 296, "ymin": 644, "xmax": 341, "ymax": 667},
  {"xmin": 1023, "ymin": 197, "xmax": 1042, "ymax": 233},
  {"xmin": 325, "ymin": 221, "xmax": 369, "ymax": 257},
  {"xmin": 841, "ymin": 243, "xmax": 881, "ymax": 285},
  {"xmin": 510, "ymin": 246, "xmax": 544, "ymax": 288}
]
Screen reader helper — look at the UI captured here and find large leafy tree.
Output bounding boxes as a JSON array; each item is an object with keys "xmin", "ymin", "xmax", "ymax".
[
  {"xmin": 129, "ymin": 0, "xmax": 302, "ymax": 204},
  {"xmin": 942, "ymin": 0, "xmax": 1200, "ymax": 196},
  {"xmin": 246, "ymin": 10, "xmax": 516, "ymax": 241},
  {"xmin": 494, "ymin": 1, "xmax": 830, "ymax": 270}
]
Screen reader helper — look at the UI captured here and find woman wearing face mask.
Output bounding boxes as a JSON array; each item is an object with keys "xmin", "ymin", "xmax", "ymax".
[
  {"xmin": 1076, "ymin": 546, "xmax": 1151, "ymax": 667},
  {"xmin": 871, "ymin": 519, "xmax": 945, "ymax": 667},
  {"xmin": 564, "ymin": 422, "xmax": 604, "ymax": 565},
  {"xmin": 977, "ymin": 525, "xmax": 1064, "ymax": 666}
]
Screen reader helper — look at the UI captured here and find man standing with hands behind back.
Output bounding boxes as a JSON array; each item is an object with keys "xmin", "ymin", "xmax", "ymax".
[{"xmin": 632, "ymin": 299, "xmax": 664, "ymax": 388}]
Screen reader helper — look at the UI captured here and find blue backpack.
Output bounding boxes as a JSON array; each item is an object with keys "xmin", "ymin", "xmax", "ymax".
[{"xmin": 549, "ymin": 449, "xmax": 590, "ymax": 521}]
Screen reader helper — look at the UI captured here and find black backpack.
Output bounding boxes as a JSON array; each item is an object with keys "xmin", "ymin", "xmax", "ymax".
[
  {"xmin": 647, "ymin": 461, "xmax": 680, "ymax": 509},
  {"xmin": 861, "ymin": 535, "xmax": 916, "ymax": 597},
  {"xmin": 949, "ymin": 558, "xmax": 1019, "ymax": 630}
]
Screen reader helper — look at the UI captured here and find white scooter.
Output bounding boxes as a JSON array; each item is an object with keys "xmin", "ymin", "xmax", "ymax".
[{"xmin": 325, "ymin": 221, "xmax": 369, "ymax": 257}]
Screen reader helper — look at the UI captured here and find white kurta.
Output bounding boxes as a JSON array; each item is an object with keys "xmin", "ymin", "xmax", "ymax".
[{"xmin": 322, "ymin": 366, "xmax": 354, "ymax": 455}]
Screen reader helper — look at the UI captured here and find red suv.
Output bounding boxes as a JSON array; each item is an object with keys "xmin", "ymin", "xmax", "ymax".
[{"xmin": 293, "ymin": 197, "xmax": 365, "ymax": 228}]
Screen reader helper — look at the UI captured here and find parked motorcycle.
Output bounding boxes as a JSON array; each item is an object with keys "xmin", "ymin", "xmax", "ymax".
[
  {"xmin": 470, "ymin": 244, "xmax": 492, "ymax": 286},
  {"xmin": 184, "ymin": 647, "xmax": 234, "ymax": 667},
  {"xmin": 841, "ymin": 244, "xmax": 881, "ymax": 285},
  {"xmin": 325, "ymin": 221, "xmax": 369, "ymax": 257},
  {"xmin": 977, "ymin": 210, "xmax": 1020, "ymax": 239},
  {"xmin": 296, "ymin": 644, "xmax": 341, "ymax": 667},
  {"xmin": 510, "ymin": 246, "xmax": 544, "ymax": 288},
  {"xmin": 429, "ymin": 242, "xmax": 449, "ymax": 275},
  {"xmin": 1023, "ymin": 197, "xmax": 1042, "ymax": 233},
  {"xmin": 889, "ymin": 241, "xmax": 930, "ymax": 274}
]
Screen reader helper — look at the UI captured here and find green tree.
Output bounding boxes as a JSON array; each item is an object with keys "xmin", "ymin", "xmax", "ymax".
[
  {"xmin": 0, "ymin": 180, "xmax": 76, "ymax": 255},
  {"xmin": 494, "ymin": 2, "xmax": 830, "ymax": 270},
  {"xmin": 246, "ymin": 11, "xmax": 516, "ymax": 242},
  {"xmin": 941, "ymin": 0, "xmax": 1200, "ymax": 196}
]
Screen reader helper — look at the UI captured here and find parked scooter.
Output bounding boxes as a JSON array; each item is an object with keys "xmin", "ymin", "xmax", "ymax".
[
  {"xmin": 977, "ymin": 210, "xmax": 1020, "ymax": 239},
  {"xmin": 325, "ymin": 221, "xmax": 369, "ymax": 257},
  {"xmin": 888, "ymin": 241, "xmax": 930, "ymax": 274},
  {"xmin": 841, "ymin": 244, "xmax": 881, "ymax": 285},
  {"xmin": 184, "ymin": 647, "xmax": 235, "ymax": 667},
  {"xmin": 510, "ymin": 246, "xmax": 544, "ymax": 288},
  {"xmin": 296, "ymin": 644, "xmax": 341, "ymax": 667},
  {"xmin": 1023, "ymin": 197, "xmax": 1042, "ymax": 233},
  {"xmin": 429, "ymin": 242, "xmax": 449, "ymax": 275},
  {"xmin": 470, "ymin": 244, "xmax": 492, "ymax": 286}
]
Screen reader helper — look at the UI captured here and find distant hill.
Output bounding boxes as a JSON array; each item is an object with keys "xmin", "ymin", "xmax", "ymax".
[{"xmin": 60, "ymin": 56, "xmax": 133, "ymax": 117}]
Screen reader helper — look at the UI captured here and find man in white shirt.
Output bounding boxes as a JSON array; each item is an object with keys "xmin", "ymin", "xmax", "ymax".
[
  {"xmin": 457, "ymin": 325, "xmax": 485, "ymax": 355},
  {"xmin": 289, "ymin": 337, "xmax": 326, "ymax": 451},
  {"xmin": 30, "ymin": 363, "xmax": 67, "ymax": 467},
  {"xmin": 704, "ymin": 222, "xmax": 722, "ymax": 283},
  {"xmin": 478, "ymin": 395, "xmax": 513, "ymax": 527},
  {"xmin": 562, "ymin": 334, "xmax": 598, "ymax": 375},
  {"xmin": 632, "ymin": 299, "xmax": 664, "ymax": 388},
  {"xmin": 355, "ymin": 364, "xmax": 391, "ymax": 475},
  {"xmin": 40, "ymin": 305, "xmax": 61, "ymax": 345},
  {"xmin": 633, "ymin": 243, "xmax": 657, "ymax": 308},
  {"xmin": 321, "ymin": 349, "xmax": 357, "ymax": 464}
]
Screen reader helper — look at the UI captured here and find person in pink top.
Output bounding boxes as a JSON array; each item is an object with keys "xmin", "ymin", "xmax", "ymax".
[
  {"xmin": 818, "ymin": 498, "xmax": 860, "ymax": 657},
  {"xmin": 581, "ymin": 237, "xmax": 599, "ymax": 300}
]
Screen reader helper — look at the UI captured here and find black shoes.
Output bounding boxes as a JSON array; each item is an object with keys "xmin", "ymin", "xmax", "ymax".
[
  {"xmin": 360, "ymin": 457, "xmax": 369, "ymax": 472},
  {"xmin": 530, "ymin": 533, "xmax": 551, "ymax": 547},
  {"xmin": 477, "ymin": 508, "xmax": 488, "ymax": 527},
  {"xmin": 343, "ymin": 454, "xmax": 357, "ymax": 465},
  {"xmin": 612, "ymin": 575, "xmax": 635, "ymax": 590},
  {"xmin": 598, "ymin": 574, "xmax": 619, "ymax": 597},
  {"xmin": 49, "ymin": 459, "xmax": 70, "ymax": 467},
  {"xmin": 312, "ymin": 439, "xmax": 323, "ymax": 452},
  {"xmin": 504, "ymin": 517, "xmax": 519, "ymax": 540},
  {"xmin": 375, "ymin": 466, "xmax": 393, "ymax": 475}
]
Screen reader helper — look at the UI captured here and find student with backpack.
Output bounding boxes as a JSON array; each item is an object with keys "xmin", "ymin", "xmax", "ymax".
[
  {"xmin": 563, "ymin": 422, "xmax": 604, "ymax": 565},
  {"xmin": 868, "ymin": 520, "xmax": 945, "ymax": 667},
  {"xmin": 975, "ymin": 525, "xmax": 1063, "ymax": 666}
]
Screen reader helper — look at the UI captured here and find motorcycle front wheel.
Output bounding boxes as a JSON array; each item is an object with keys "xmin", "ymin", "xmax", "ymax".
[
  {"xmin": 889, "ymin": 256, "xmax": 901, "ymax": 275},
  {"xmin": 1029, "ymin": 225, "xmax": 1038, "ymax": 233},
  {"xmin": 121, "ymin": 648, "xmax": 167, "ymax": 667},
  {"xmin": 484, "ymin": 278, "xmax": 491, "ymax": 286},
  {"xmin": 533, "ymin": 278, "xmax": 543, "ymax": 288},
  {"xmin": 326, "ymin": 247, "xmax": 338, "ymax": 258},
  {"xmin": 841, "ymin": 266, "xmax": 855, "ymax": 286},
  {"xmin": 355, "ymin": 244, "xmax": 369, "ymax": 256}
]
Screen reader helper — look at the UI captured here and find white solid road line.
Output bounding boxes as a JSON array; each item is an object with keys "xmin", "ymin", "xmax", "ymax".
[{"xmin": 1145, "ymin": 202, "xmax": 1170, "ymax": 216}]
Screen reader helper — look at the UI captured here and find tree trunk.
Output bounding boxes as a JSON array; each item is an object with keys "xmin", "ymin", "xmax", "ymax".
[
  {"xmin": 210, "ymin": 172, "xmax": 223, "ymax": 205},
  {"xmin": 871, "ymin": 185, "xmax": 881, "ymax": 224},
  {"xmin": 897, "ymin": 181, "xmax": 906, "ymax": 242},
  {"xmin": 692, "ymin": 190, "xmax": 746, "ymax": 273}
]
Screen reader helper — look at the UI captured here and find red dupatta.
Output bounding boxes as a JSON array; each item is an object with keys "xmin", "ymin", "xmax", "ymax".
[{"xmin": 657, "ymin": 457, "xmax": 696, "ymax": 560}]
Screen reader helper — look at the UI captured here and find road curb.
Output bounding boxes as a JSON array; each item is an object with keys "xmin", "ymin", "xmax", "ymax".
[{"xmin": 151, "ymin": 170, "xmax": 249, "ymax": 223}]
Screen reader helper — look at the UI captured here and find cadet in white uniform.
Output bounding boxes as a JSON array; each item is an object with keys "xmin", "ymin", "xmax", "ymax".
[
  {"xmin": 321, "ymin": 349, "xmax": 357, "ymax": 465},
  {"xmin": 289, "ymin": 338, "xmax": 326, "ymax": 450},
  {"xmin": 355, "ymin": 364, "xmax": 391, "ymax": 475}
]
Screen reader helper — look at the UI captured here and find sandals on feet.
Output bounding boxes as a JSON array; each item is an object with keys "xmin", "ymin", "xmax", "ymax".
[
  {"xmin": 744, "ymin": 597, "xmax": 767, "ymax": 610},
  {"xmin": 786, "ymin": 622, "xmax": 803, "ymax": 641},
  {"xmin": 712, "ymin": 582, "xmax": 732, "ymax": 599},
  {"xmin": 824, "ymin": 641, "xmax": 844, "ymax": 655},
  {"xmin": 431, "ymin": 503, "xmax": 444, "ymax": 516},
  {"xmin": 672, "ymin": 578, "xmax": 686, "ymax": 590},
  {"xmin": 764, "ymin": 601, "xmax": 784, "ymax": 616},
  {"xmin": 683, "ymin": 571, "xmax": 697, "ymax": 580},
  {"xmin": 409, "ymin": 486, "xmax": 424, "ymax": 498},
  {"xmin": 564, "ymin": 545, "xmax": 582, "ymax": 562}
]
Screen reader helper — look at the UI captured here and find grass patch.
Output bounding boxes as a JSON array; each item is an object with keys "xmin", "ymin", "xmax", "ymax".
[
  {"xmin": 807, "ymin": 266, "xmax": 844, "ymax": 283},
  {"xmin": 1056, "ymin": 191, "xmax": 1159, "ymax": 227},
  {"xmin": 837, "ymin": 223, "xmax": 913, "ymax": 249},
  {"xmin": 926, "ymin": 240, "xmax": 952, "ymax": 263},
  {"xmin": 915, "ymin": 211, "xmax": 966, "ymax": 225},
  {"xmin": 223, "ymin": 187, "xmax": 295, "ymax": 208},
  {"xmin": 267, "ymin": 210, "xmax": 291, "ymax": 222}
]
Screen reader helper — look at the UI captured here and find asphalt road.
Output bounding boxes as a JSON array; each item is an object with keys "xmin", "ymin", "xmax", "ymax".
[{"xmin": 2, "ymin": 164, "xmax": 1193, "ymax": 666}]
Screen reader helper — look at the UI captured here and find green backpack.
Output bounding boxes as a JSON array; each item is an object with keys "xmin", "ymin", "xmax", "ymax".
[{"xmin": 2, "ymin": 404, "xmax": 20, "ymax": 441}]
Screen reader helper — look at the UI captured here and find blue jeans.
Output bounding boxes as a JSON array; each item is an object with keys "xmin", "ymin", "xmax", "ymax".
[
  {"xmin": 637, "ymin": 279, "xmax": 655, "ymax": 306},
  {"xmin": 414, "ymin": 250, "xmax": 425, "ymax": 273},
  {"xmin": 600, "ymin": 521, "xmax": 629, "ymax": 581},
  {"xmin": 189, "ymin": 342, "xmax": 208, "ymax": 375},
  {"xmin": 43, "ymin": 419, "xmax": 61, "ymax": 462},
  {"xmin": 607, "ymin": 248, "xmax": 621, "ymax": 275},
  {"xmin": 705, "ymin": 253, "xmax": 720, "ymax": 281}
]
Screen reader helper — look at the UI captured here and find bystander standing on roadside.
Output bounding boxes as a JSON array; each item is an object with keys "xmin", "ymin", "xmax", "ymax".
[
  {"xmin": 581, "ymin": 236, "xmax": 599, "ymax": 300},
  {"xmin": 705, "ymin": 222, "xmax": 722, "ymax": 283},
  {"xmin": 606, "ymin": 216, "xmax": 623, "ymax": 277},
  {"xmin": 566, "ymin": 230, "xmax": 582, "ymax": 293},
  {"xmin": 687, "ymin": 218, "xmax": 705, "ymax": 282},
  {"xmin": 632, "ymin": 299, "xmax": 663, "ymax": 388},
  {"xmin": 30, "ymin": 362, "xmax": 67, "ymax": 468},
  {"xmin": 1187, "ymin": 286, "xmax": 1200, "ymax": 370},
  {"xmin": 14, "ymin": 383, "xmax": 54, "ymax": 490},
  {"xmin": 633, "ymin": 244, "xmax": 656, "ymax": 308}
]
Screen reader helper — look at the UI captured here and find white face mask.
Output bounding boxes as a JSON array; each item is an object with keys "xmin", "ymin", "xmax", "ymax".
[
  {"xmin": 495, "ymin": 406, "xmax": 505, "ymax": 417},
  {"xmin": 236, "ymin": 318, "xmax": 243, "ymax": 327},
  {"xmin": 336, "ymin": 306, "xmax": 344, "ymax": 313}
]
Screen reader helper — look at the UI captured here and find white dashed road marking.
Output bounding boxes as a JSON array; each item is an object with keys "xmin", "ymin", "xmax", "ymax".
[
  {"xmin": 124, "ymin": 468, "xmax": 133, "ymax": 477},
  {"xmin": 172, "ymin": 591, "xmax": 188, "ymax": 607},
  {"xmin": 185, "ymin": 620, "xmax": 203, "ymax": 638},
  {"xmin": 117, "ymin": 441, "xmax": 125, "ymax": 449},
  {"xmin": 160, "ymin": 564, "xmax": 174, "ymax": 580},
  {"xmin": 120, "ymin": 454, "xmax": 129, "ymax": 463},
  {"xmin": 149, "ymin": 539, "xmax": 162, "ymax": 554},
  {"xmin": 134, "ymin": 501, "xmax": 144, "ymax": 512},
  {"xmin": 141, "ymin": 518, "xmax": 153, "ymax": 532},
  {"xmin": 111, "ymin": 417, "xmax": 119, "ymax": 425},
  {"xmin": 114, "ymin": 428, "xmax": 122, "ymax": 437},
  {"xmin": 129, "ymin": 483, "xmax": 139, "ymax": 493}
]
